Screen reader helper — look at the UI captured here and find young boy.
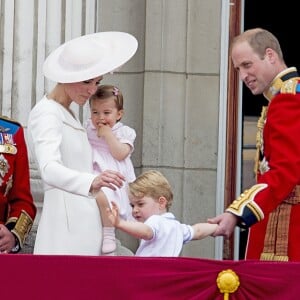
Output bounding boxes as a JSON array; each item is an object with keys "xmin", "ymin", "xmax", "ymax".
[{"xmin": 106, "ymin": 170, "xmax": 218, "ymax": 256}]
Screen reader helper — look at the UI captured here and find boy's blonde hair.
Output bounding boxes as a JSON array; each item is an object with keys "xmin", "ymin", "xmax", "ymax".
[{"xmin": 129, "ymin": 170, "xmax": 173, "ymax": 210}]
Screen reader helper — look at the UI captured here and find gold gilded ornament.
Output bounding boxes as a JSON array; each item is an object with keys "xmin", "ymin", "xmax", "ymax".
[
  {"xmin": 0, "ymin": 154, "xmax": 9, "ymax": 177},
  {"xmin": 0, "ymin": 144, "xmax": 17, "ymax": 154},
  {"xmin": 217, "ymin": 269, "xmax": 240, "ymax": 300}
]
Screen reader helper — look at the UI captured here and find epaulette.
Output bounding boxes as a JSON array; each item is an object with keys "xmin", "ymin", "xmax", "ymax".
[
  {"xmin": 263, "ymin": 68, "xmax": 300, "ymax": 100},
  {"xmin": 0, "ymin": 116, "xmax": 21, "ymax": 126},
  {"xmin": 0, "ymin": 116, "xmax": 21, "ymax": 134},
  {"xmin": 280, "ymin": 77, "xmax": 300, "ymax": 94}
]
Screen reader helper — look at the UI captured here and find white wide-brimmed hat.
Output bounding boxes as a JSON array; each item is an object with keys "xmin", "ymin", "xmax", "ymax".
[{"xmin": 43, "ymin": 31, "xmax": 138, "ymax": 83}]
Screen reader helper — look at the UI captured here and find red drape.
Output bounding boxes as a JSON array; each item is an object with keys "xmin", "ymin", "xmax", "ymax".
[{"xmin": 1, "ymin": 255, "xmax": 299, "ymax": 299}]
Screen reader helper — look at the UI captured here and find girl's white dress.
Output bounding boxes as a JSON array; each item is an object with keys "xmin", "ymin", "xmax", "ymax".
[
  {"xmin": 28, "ymin": 96, "xmax": 101, "ymax": 255},
  {"xmin": 86, "ymin": 119, "xmax": 136, "ymax": 220}
]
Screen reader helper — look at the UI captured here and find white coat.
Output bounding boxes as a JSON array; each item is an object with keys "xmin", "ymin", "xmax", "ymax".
[{"xmin": 27, "ymin": 96, "xmax": 102, "ymax": 255}]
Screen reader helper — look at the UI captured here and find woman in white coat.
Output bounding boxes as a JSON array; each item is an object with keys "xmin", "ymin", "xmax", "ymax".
[{"xmin": 27, "ymin": 32, "xmax": 138, "ymax": 255}]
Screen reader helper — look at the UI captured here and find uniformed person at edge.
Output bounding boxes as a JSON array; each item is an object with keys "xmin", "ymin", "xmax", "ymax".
[
  {"xmin": 0, "ymin": 116, "xmax": 36, "ymax": 253},
  {"xmin": 209, "ymin": 28, "xmax": 300, "ymax": 262}
]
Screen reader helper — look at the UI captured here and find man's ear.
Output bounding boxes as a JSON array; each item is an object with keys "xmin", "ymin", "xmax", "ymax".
[{"xmin": 265, "ymin": 48, "xmax": 276, "ymax": 63}]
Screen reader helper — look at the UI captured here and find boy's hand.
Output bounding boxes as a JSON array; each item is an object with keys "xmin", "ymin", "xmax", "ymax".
[{"xmin": 106, "ymin": 201, "xmax": 120, "ymax": 227}]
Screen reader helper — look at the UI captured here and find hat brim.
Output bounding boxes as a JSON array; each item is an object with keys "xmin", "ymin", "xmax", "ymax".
[{"xmin": 43, "ymin": 31, "xmax": 138, "ymax": 83}]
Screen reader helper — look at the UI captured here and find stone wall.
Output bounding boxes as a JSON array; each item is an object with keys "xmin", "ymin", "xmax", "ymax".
[{"xmin": 2, "ymin": 0, "xmax": 227, "ymax": 258}]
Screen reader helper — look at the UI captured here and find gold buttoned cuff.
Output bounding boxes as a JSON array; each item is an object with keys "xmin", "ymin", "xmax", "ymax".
[{"xmin": 10, "ymin": 210, "xmax": 33, "ymax": 249}]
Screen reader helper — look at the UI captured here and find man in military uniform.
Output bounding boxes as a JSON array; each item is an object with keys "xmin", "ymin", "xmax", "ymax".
[
  {"xmin": 208, "ymin": 28, "xmax": 300, "ymax": 261},
  {"xmin": 0, "ymin": 116, "xmax": 36, "ymax": 253}
]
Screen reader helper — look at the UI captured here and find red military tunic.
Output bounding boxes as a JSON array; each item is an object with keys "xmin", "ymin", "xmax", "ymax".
[
  {"xmin": 227, "ymin": 67, "xmax": 300, "ymax": 261},
  {"xmin": 0, "ymin": 116, "xmax": 36, "ymax": 252}
]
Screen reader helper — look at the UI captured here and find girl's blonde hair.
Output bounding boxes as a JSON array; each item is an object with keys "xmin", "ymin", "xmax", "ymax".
[{"xmin": 129, "ymin": 170, "xmax": 173, "ymax": 210}]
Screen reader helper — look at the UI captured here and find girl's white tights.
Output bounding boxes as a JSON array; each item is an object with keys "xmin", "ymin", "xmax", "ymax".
[{"xmin": 102, "ymin": 227, "xmax": 116, "ymax": 255}]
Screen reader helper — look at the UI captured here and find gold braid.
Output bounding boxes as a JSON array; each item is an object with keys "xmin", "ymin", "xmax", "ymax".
[{"xmin": 254, "ymin": 106, "xmax": 268, "ymax": 180}]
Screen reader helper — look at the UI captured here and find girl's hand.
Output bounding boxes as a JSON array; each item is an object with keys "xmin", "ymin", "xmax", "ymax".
[{"xmin": 97, "ymin": 123, "xmax": 112, "ymax": 138}]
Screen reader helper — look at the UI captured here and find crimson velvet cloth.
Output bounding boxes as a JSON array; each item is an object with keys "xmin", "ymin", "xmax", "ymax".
[{"xmin": 1, "ymin": 255, "xmax": 300, "ymax": 299}]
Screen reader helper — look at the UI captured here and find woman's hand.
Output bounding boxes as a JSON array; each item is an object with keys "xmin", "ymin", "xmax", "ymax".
[{"xmin": 90, "ymin": 170, "xmax": 125, "ymax": 193}]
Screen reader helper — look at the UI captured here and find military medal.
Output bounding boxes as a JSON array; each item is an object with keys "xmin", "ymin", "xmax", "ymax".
[
  {"xmin": 0, "ymin": 131, "xmax": 17, "ymax": 155},
  {"xmin": 0, "ymin": 154, "xmax": 9, "ymax": 177},
  {"xmin": 0, "ymin": 144, "xmax": 17, "ymax": 154}
]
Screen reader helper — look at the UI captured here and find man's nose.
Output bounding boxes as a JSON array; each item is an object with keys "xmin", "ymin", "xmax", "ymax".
[{"xmin": 239, "ymin": 69, "xmax": 247, "ymax": 81}]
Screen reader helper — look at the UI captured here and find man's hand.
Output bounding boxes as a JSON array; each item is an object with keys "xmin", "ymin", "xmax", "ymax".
[
  {"xmin": 207, "ymin": 212, "xmax": 239, "ymax": 238},
  {"xmin": 0, "ymin": 224, "xmax": 17, "ymax": 254}
]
